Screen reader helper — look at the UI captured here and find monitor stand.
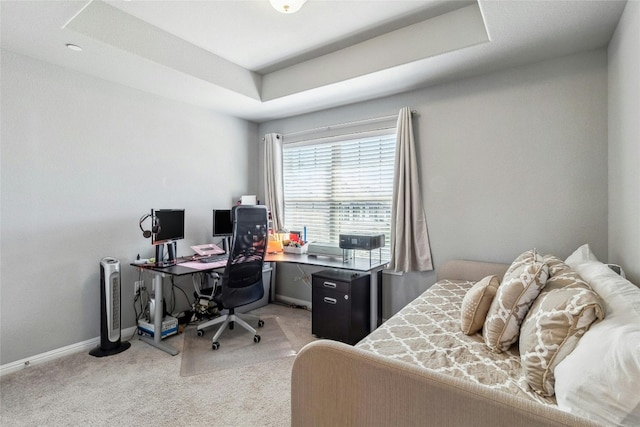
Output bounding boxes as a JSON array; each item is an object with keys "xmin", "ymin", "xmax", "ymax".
[
  {"xmin": 155, "ymin": 242, "xmax": 177, "ymax": 267},
  {"xmin": 221, "ymin": 236, "xmax": 231, "ymax": 253}
]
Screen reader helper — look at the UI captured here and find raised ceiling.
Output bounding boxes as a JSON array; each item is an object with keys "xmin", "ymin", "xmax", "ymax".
[{"xmin": 0, "ymin": 0, "xmax": 627, "ymax": 122}]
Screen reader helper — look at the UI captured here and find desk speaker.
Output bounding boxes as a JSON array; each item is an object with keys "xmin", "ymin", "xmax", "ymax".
[{"xmin": 90, "ymin": 257, "xmax": 131, "ymax": 357}]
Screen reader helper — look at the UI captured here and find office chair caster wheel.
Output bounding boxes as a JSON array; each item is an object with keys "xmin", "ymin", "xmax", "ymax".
[
  {"xmin": 258, "ymin": 320, "xmax": 264, "ymax": 328},
  {"xmin": 197, "ymin": 329, "xmax": 204, "ymax": 337},
  {"xmin": 212, "ymin": 341, "xmax": 220, "ymax": 350},
  {"xmin": 254, "ymin": 334, "xmax": 261, "ymax": 343}
]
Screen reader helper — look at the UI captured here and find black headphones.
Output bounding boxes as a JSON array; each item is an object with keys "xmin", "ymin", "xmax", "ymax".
[{"xmin": 139, "ymin": 213, "xmax": 160, "ymax": 238}]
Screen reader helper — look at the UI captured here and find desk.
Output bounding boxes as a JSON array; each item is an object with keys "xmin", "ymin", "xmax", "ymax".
[
  {"xmin": 135, "ymin": 253, "xmax": 387, "ymax": 354},
  {"xmin": 265, "ymin": 253, "xmax": 387, "ymax": 331},
  {"xmin": 132, "ymin": 261, "xmax": 222, "ymax": 356}
]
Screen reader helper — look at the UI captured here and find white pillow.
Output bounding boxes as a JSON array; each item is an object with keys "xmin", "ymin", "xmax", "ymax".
[
  {"xmin": 555, "ymin": 244, "xmax": 640, "ymax": 426},
  {"xmin": 564, "ymin": 243, "xmax": 600, "ymax": 265}
]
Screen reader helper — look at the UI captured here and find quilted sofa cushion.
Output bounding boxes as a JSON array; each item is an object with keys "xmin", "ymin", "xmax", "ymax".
[{"xmin": 484, "ymin": 249, "xmax": 549, "ymax": 353}]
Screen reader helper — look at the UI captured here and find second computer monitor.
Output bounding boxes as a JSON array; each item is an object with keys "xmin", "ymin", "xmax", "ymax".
[{"xmin": 212, "ymin": 209, "xmax": 233, "ymax": 237}]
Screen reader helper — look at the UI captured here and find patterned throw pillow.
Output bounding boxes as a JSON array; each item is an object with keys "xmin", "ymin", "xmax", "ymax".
[
  {"xmin": 543, "ymin": 255, "xmax": 571, "ymax": 280},
  {"xmin": 483, "ymin": 249, "xmax": 549, "ymax": 353},
  {"xmin": 520, "ymin": 286, "xmax": 604, "ymax": 396},
  {"xmin": 460, "ymin": 275, "xmax": 500, "ymax": 335},
  {"xmin": 542, "ymin": 255, "xmax": 590, "ymax": 292}
]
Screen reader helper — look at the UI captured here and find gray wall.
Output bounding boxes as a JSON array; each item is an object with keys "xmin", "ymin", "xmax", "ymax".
[
  {"xmin": 2, "ymin": 41, "xmax": 622, "ymax": 365},
  {"xmin": 259, "ymin": 50, "xmax": 609, "ymax": 317},
  {"xmin": 0, "ymin": 51, "xmax": 258, "ymax": 364},
  {"xmin": 608, "ymin": 1, "xmax": 640, "ymax": 286}
]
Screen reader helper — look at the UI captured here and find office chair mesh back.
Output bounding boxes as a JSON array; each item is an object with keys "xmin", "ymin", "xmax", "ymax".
[{"xmin": 216, "ymin": 205, "xmax": 268, "ymax": 309}]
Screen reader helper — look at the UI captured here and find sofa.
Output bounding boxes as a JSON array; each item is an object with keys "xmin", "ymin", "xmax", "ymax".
[{"xmin": 291, "ymin": 245, "xmax": 640, "ymax": 426}]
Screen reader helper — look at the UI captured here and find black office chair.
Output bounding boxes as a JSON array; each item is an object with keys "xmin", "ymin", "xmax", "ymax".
[{"xmin": 195, "ymin": 205, "xmax": 269, "ymax": 350}]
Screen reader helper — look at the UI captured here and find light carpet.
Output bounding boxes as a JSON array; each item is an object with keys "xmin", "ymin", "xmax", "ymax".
[
  {"xmin": 0, "ymin": 303, "xmax": 314, "ymax": 427},
  {"xmin": 181, "ymin": 315, "xmax": 296, "ymax": 376}
]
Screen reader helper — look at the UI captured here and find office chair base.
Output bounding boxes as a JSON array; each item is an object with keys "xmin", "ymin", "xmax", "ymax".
[{"xmin": 196, "ymin": 312, "xmax": 264, "ymax": 350}]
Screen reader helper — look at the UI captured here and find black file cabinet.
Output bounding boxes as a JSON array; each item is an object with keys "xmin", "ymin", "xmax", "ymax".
[{"xmin": 312, "ymin": 268, "xmax": 370, "ymax": 345}]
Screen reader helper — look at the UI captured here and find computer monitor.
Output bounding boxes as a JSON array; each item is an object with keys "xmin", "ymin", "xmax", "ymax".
[
  {"xmin": 213, "ymin": 209, "xmax": 233, "ymax": 252},
  {"xmin": 152, "ymin": 209, "xmax": 185, "ymax": 245},
  {"xmin": 213, "ymin": 209, "xmax": 233, "ymax": 237},
  {"xmin": 151, "ymin": 209, "xmax": 185, "ymax": 266}
]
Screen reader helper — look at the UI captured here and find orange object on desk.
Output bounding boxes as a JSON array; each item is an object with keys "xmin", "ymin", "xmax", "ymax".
[{"xmin": 267, "ymin": 240, "xmax": 283, "ymax": 253}]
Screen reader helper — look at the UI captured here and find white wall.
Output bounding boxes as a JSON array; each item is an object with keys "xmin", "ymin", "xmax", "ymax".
[
  {"xmin": 259, "ymin": 50, "xmax": 609, "ymax": 316},
  {"xmin": 608, "ymin": 1, "xmax": 640, "ymax": 286},
  {"xmin": 0, "ymin": 51, "xmax": 258, "ymax": 364}
]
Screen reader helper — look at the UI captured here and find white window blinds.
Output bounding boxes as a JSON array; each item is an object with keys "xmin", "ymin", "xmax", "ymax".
[{"xmin": 283, "ymin": 132, "xmax": 396, "ymax": 259}]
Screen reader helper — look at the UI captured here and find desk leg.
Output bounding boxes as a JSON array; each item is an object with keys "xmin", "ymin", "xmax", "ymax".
[
  {"xmin": 370, "ymin": 269, "xmax": 379, "ymax": 332},
  {"xmin": 139, "ymin": 272, "xmax": 179, "ymax": 356},
  {"xmin": 269, "ymin": 262, "xmax": 276, "ymax": 303}
]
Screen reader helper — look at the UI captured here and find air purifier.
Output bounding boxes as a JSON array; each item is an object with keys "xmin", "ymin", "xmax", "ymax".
[{"xmin": 90, "ymin": 257, "xmax": 131, "ymax": 357}]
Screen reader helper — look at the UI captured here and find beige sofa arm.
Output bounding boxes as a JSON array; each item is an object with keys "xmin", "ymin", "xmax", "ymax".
[
  {"xmin": 437, "ymin": 259, "xmax": 510, "ymax": 282},
  {"xmin": 291, "ymin": 340, "xmax": 603, "ymax": 427}
]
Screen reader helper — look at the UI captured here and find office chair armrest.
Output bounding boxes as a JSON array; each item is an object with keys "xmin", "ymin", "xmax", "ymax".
[{"xmin": 194, "ymin": 272, "xmax": 221, "ymax": 299}]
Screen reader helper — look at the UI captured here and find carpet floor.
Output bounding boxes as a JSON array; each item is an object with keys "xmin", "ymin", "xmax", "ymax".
[
  {"xmin": 181, "ymin": 313, "xmax": 297, "ymax": 376},
  {"xmin": 0, "ymin": 304, "xmax": 314, "ymax": 427}
]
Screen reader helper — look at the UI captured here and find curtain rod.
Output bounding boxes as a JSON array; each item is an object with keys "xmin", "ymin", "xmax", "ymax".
[{"xmin": 262, "ymin": 110, "xmax": 416, "ymax": 141}]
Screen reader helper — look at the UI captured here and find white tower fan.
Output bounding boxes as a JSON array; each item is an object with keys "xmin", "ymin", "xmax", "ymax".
[{"xmin": 90, "ymin": 257, "xmax": 131, "ymax": 357}]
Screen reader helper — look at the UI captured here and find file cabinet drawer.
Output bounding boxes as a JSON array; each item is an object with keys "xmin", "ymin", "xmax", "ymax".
[
  {"xmin": 312, "ymin": 287, "xmax": 350, "ymax": 343},
  {"xmin": 312, "ymin": 275, "xmax": 350, "ymax": 293}
]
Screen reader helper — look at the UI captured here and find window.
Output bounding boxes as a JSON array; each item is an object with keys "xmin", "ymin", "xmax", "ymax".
[{"xmin": 282, "ymin": 131, "xmax": 396, "ymax": 259}]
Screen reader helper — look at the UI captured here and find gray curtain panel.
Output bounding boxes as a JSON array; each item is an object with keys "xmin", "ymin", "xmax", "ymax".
[
  {"xmin": 389, "ymin": 107, "xmax": 433, "ymax": 272},
  {"xmin": 263, "ymin": 133, "xmax": 285, "ymax": 232}
]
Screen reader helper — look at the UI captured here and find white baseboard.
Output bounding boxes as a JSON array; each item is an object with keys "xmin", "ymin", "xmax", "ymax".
[
  {"xmin": 0, "ymin": 326, "xmax": 137, "ymax": 377},
  {"xmin": 274, "ymin": 294, "xmax": 312, "ymax": 310}
]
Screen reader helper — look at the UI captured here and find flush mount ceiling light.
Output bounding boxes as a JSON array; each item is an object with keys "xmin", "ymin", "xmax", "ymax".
[
  {"xmin": 269, "ymin": 0, "xmax": 307, "ymax": 14},
  {"xmin": 66, "ymin": 43, "xmax": 83, "ymax": 52}
]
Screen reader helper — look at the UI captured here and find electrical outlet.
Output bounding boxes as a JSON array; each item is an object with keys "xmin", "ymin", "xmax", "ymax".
[{"xmin": 134, "ymin": 281, "xmax": 143, "ymax": 296}]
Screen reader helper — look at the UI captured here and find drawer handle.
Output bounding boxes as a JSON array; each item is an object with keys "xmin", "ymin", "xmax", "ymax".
[
  {"xmin": 323, "ymin": 297, "xmax": 337, "ymax": 304},
  {"xmin": 323, "ymin": 281, "xmax": 337, "ymax": 288}
]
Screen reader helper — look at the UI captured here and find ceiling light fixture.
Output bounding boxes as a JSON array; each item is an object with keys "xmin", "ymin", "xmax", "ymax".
[
  {"xmin": 66, "ymin": 43, "xmax": 83, "ymax": 52},
  {"xmin": 269, "ymin": 0, "xmax": 307, "ymax": 14}
]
